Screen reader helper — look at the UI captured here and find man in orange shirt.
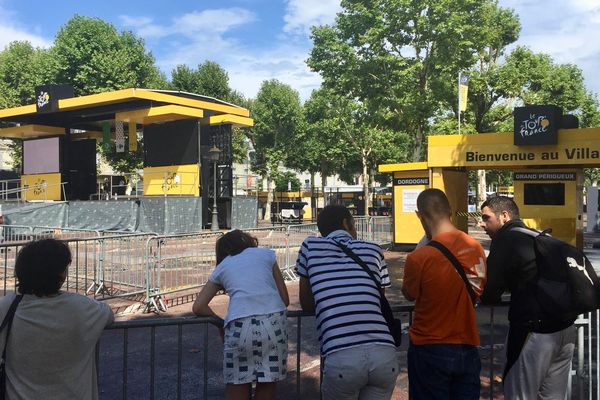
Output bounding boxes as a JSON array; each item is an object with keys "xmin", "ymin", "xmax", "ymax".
[{"xmin": 402, "ymin": 188, "xmax": 486, "ymax": 399}]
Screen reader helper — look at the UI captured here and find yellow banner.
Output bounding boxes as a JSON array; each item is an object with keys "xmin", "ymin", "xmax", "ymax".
[
  {"xmin": 427, "ymin": 128, "xmax": 600, "ymax": 168},
  {"xmin": 143, "ymin": 164, "xmax": 200, "ymax": 196},
  {"xmin": 21, "ymin": 173, "xmax": 62, "ymax": 201},
  {"xmin": 458, "ymin": 73, "xmax": 470, "ymax": 112},
  {"xmin": 128, "ymin": 121, "xmax": 137, "ymax": 152},
  {"xmin": 459, "ymin": 85, "xmax": 469, "ymax": 112}
]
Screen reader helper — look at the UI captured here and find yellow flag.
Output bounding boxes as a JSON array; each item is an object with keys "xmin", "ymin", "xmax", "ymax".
[
  {"xmin": 128, "ymin": 121, "xmax": 137, "ymax": 152},
  {"xmin": 459, "ymin": 73, "xmax": 470, "ymax": 112}
]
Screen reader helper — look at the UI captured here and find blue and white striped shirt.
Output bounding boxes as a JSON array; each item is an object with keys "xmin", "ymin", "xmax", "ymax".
[{"xmin": 295, "ymin": 230, "xmax": 394, "ymax": 356}]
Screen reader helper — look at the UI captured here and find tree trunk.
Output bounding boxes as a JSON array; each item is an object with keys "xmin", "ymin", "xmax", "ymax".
[
  {"xmin": 310, "ymin": 172, "xmax": 316, "ymax": 222},
  {"xmin": 321, "ymin": 162, "xmax": 328, "ymax": 208},
  {"xmin": 412, "ymin": 124, "xmax": 425, "ymax": 161},
  {"xmin": 265, "ymin": 176, "xmax": 273, "ymax": 221},
  {"xmin": 362, "ymin": 154, "xmax": 370, "ymax": 216},
  {"xmin": 477, "ymin": 169, "xmax": 487, "ymax": 208}
]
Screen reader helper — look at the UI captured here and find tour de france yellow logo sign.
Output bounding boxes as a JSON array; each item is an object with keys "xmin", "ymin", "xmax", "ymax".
[
  {"xmin": 37, "ymin": 91, "xmax": 50, "ymax": 109},
  {"xmin": 32, "ymin": 178, "xmax": 47, "ymax": 196},
  {"xmin": 514, "ymin": 105, "xmax": 561, "ymax": 146},
  {"xmin": 518, "ymin": 113, "xmax": 550, "ymax": 138}
]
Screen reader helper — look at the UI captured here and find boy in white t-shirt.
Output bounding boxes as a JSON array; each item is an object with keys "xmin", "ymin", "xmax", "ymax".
[{"xmin": 193, "ymin": 230, "xmax": 289, "ymax": 400}]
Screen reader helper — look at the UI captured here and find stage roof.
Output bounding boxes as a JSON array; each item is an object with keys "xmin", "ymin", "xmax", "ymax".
[{"xmin": 0, "ymin": 88, "xmax": 253, "ymax": 139}]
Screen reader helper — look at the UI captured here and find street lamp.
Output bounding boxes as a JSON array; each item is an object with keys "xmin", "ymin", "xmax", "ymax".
[{"xmin": 208, "ymin": 145, "xmax": 222, "ymax": 231}]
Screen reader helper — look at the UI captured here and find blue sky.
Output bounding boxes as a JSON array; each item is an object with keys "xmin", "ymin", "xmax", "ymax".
[{"xmin": 1, "ymin": 0, "xmax": 599, "ymax": 101}]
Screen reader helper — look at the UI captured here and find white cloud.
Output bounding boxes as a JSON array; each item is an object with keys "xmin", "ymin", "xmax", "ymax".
[
  {"xmin": 0, "ymin": 5, "xmax": 51, "ymax": 50},
  {"xmin": 120, "ymin": 8, "xmax": 257, "ymax": 39},
  {"xmin": 226, "ymin": 45, "xmax": 322, "ymax": 100},
  {"xmin": 122, "ymin": 6, "xmax": 322, "ymax": 100},
  {"xmin": 500, "ymin": 0, "xmax": 600, "ymax": 94},
  {"xmin": 283, "ymin": 0, "xmax": 341, "ymax": 35}
]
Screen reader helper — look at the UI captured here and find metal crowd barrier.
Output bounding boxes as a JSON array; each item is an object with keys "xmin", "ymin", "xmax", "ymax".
[
  {"xmin": 285, "ymin": 223, "xmax": 319, "ymax": 280},
  {"xmin": 0, "ymin": 233, "xmax": 158, "ymax": 298},
  {"xmin": 145, "ymin": 232, "xmax": 223, "ymax": 312},
  {"xmin": 0, "ymin": 217, "xmax": 393, "ymax": 311},
  {"xmin": 245, "ymin": 226, "xmax": 289, "ymax": 277},
  {"xmin": 97, "ymin": 306, "xmax": 598, "ymax": 399},
  {"xmin": 31, "ymin": 226, "xmax": 102, "ymax": 240}
]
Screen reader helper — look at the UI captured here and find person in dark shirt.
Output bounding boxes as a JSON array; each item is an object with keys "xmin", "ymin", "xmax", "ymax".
[{"xmin": 479, "ymin": 196, "xmax": 575, "ymax": 400}]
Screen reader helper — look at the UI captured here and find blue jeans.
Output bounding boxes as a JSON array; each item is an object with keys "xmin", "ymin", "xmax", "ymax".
[{"xmin": 407, "ymin": 342, "xmax": 481, "ymax": 400}]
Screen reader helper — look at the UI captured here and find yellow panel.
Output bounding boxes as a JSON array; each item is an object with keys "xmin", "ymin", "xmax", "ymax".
[
  {"xmin": 115, "ymin": 105, "xmax": 204, "ymax": 124},
  {"xmin": 392, "ymin": 170, "xmax": 428, "ymax": 245},
  {"xmin": 427, "ymin": 128, "xmax": 600, "ymax": 168},
  {"xmin": 134, "ymin": 90, "xmax": 249, "ymax": 117},
  {"xmin": 513, "ymin": 168, "xmax": 583, "ymax": 247},
  {"xmin": 208, "ymin": 114, "xmax": 254, "ymax": 128},
  {"xmin": 143, "ymin": 164, "xmax": 200, "ymax": 196},
  {"xmin": 430, "ymin": 168, "xmax": 468, "ymax": 233},
  {"xmin": 58, "ymin": 88, "xmax": 138, "ymax": 110},
  {"xmin": 0, "ymin": 125, "xmax": 64, "ymax": 139},
  {"xmin": 21, "ymin": 173, "xmax": 62, "ymax": 201},
  {"xmin": 71, "ymin": 131, "xmax": 104, "ymax": 139},
  {"xmin": 0, "ymin": 104, "xmax": 37, "ymax": 119},
  {"xmin": 56, "ymin": 88, "xmax": 249, "ymax": 117},
  {"xmin": 379, "ymin": 162, "xmax": 428, "ymax": 173}
]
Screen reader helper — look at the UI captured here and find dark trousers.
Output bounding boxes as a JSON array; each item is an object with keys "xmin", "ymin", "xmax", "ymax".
[{"xmin": 407, "ymin": 342, "xmax": 481, "ymax": 400}]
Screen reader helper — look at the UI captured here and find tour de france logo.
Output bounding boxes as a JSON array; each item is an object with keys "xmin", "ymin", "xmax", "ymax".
[
  {"xmin": 37, "ymin": 91, "xmax": 50, "ymax": 108},
  {"xmin": 32, "ymin": 178, "xmax": 47, "ymax": 196},
  {"xmin": 519, "ymin": 113, "xmax": 551, "ymax": 138}
]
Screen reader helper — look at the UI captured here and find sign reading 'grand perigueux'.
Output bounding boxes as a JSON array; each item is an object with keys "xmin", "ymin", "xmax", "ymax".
[{"xmin": 427, "ymin": 128, "xmax": 600, "ymax": 168}]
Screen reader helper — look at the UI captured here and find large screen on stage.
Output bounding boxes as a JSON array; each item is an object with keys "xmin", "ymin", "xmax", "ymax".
[
  {"xmin": 144, "ymin": 120, "xmax": 199, "ymax": 167},
  {"xmin": 23, "ymin": 137, "xmax": 60, "ymax": 174}
]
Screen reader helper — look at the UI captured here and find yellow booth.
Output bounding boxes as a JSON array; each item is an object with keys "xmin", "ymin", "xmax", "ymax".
[{"xmin": 380, "ymin": 105, "xmax": 598, "ymax": 249}]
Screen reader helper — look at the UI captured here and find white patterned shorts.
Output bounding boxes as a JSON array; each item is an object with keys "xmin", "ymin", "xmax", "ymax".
[{"xmin": 223, "ymin": 311, "xmax": 288, "ymax": 384}]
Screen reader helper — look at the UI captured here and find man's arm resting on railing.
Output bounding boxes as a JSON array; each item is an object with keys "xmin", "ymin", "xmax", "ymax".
[
  {"xmin": 299, "ymin": 276, "xmax": 315, "ymax": 313},
  {"xmin": 192, "ymin": 281, "xmax": 225, "ymax": 328}
]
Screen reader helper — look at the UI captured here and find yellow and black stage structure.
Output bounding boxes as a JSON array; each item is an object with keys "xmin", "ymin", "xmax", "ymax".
[
  {"xmin": 0, "ymin": 85, "xmax": 253, "ymax": 229},
  {"xmin": 380, "ymin": 105, "xmax": 598, "ymax": 249}
]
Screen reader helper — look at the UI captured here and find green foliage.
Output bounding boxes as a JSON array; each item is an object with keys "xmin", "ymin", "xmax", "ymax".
[
  {"xmin": 274, "ymin": 171, "xmax": 301, "ymax": 192},
  {"xmin": 0, "ymin": 42, "xmax": 50, "ymax": 108},
  {"xmin": 249, "ymin": 80, "xmax": 305, "ymax": 179},
  {"xmin": 0, "ymin": 41, "xmax": 51, "ymax": 170},
  {"xmin": 171, "ymin": 61, "xmax": 230, "ymax": 100},
  {"xmin": 308, "ymin": 0, "xmax": 494, "ymax": 161},
  {"xmin": 50, "ymin": 15, "xmax": 166, "ymax": 96}
]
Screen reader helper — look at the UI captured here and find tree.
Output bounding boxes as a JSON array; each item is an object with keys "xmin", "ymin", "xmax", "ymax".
[
  {"xmin": 275, "ymin": 171, "xmax": 301, "ymax": 192},
  {"xmin": 248, "ymin": 80, "xmax": 305, "ymax": 218},
  {"xmin": 171, "ymin": 61, "xmax": 230, "ymax": 100},
  {"xmin": 50, "ymin": 15, "xmax": 166, "ymax": 96},
  {"xmin": 44, "ymin": 15, "xmax": 168, "ymax": 174},
  {"xmin": 0, "ymin": 42, "xmax": 51, "ymax": 108},
  {"xmin": 302, "ymin": 89, "xmax": 407, "ymax": 214},
  {"xmin": 460, "ymin": 3, "xmax": 520, "ymax": 206},
  {"xmin": 0, "ymin": 41, "xmax": 53, "ymax": 169},
  {"xmin": 308, "ymin": 0, "xmax": 493, "ymax": 161},
  {"xmin": 296, "ymin": 89, "xmax": 350, "ymax": 201}
]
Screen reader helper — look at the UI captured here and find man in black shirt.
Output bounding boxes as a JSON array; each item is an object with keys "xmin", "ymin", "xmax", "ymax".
[{"xmin": 479, "ymin": 196, "xmax": 575, "ymax": 400}]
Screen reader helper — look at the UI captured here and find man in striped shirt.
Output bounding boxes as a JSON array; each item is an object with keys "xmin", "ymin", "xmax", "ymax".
[{"xmin": 296, "ymin": 205, "xmax": 399, "ymax": 400}]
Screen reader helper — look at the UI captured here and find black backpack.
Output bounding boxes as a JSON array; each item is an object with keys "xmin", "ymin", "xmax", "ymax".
[{"xmin": 512, "ymin": 227, "xmax": 600, "ymax": 321}]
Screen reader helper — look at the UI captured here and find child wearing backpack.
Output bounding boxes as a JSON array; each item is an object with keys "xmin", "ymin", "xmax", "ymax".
[{"xmin": 193, "ymin": 230, "xmax": 289, "ymax": 400}]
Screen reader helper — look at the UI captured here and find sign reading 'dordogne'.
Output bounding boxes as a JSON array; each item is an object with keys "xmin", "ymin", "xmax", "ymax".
[
  {"xmin": 514, "ymin": 105, "xmax": 562, "ymax": 146},
  {"xmin": 394, "ymin": 177, "xmax": 429, "ymax": 186}
]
